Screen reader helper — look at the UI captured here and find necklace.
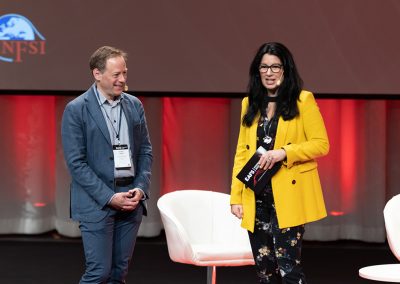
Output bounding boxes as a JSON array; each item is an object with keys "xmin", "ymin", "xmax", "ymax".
[{"xmin": 262, "ymin": 116, "xmax": 273, "ymax": 145}]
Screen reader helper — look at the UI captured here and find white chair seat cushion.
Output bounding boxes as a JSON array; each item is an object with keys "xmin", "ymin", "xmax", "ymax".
[
  {"xmin": 192, "ymin": 244, "xmax": 254, "ymax": 266},
  {"xmin": 359, "ymin": 264, "xmax": 400, "ymax": 282},
  {"xmin": 158, "ymin": 190, "xmax": 255, "ymax": 268}
]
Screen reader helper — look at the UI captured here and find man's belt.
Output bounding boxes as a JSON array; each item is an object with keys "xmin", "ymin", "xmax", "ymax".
[{"xmin": 114, "ymin": 176, "xmax": 134, "ymax": 187}]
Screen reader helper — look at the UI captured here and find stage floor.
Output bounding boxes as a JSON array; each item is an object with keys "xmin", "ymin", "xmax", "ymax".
[{"xmin": 0, "ymin": 231, "xmax": 395, "ymax": 283}]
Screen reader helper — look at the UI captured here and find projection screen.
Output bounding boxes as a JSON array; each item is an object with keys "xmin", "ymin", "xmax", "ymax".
[{"xmin": 1, "ymin": 0, "xmax": 399, "ymax": 95}]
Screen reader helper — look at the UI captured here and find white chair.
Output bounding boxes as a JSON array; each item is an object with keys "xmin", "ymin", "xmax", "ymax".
[
  {"xmin": 359, "ymin": 194, "xmax": 400, "ymax": 282},
  {"xmin": 157, "ymin": 189, "xmax": 255, "ymax": 284}
]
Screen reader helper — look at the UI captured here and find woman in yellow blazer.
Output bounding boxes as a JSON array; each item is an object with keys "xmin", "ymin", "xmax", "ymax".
[{"xmin": 230, "ymin": 42, "xmax": 329, "ymax": 284}]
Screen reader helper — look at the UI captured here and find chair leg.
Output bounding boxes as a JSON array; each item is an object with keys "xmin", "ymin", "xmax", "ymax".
[{"xmin": 206, "ymin": 266, "xmax": 216, "ymax": 284}]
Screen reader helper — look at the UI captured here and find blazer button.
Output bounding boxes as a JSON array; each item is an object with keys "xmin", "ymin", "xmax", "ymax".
[
  {"xmin": 292, "ymin": 180, "xmax": 296, "ymax": 185},
  {"xmin": 110, "ymin": 157, "xmax": 114, "ymax": 160},
  {"xmin": 246, "ymin": 145, "xmax": 250, "ymax": 150}
]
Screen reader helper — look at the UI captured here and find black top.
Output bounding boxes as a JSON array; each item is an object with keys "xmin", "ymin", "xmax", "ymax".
[
  {"xmin": 256, "ymin": 114, "xmax": 278, "ymax": 192},
  {"xmin": 257, "ymin": 114, "xmax": 278, "ymax": 150}
]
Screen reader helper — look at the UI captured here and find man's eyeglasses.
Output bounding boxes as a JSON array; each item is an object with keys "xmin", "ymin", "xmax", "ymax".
[{"xmin": 259, "ymin": 64, "xmax": 283, "ymax": 73}]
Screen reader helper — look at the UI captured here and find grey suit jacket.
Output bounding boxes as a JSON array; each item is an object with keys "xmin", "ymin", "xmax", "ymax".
[{"xmin": 61, "ymin": 84, "xmax": 152, "ymax": 222}]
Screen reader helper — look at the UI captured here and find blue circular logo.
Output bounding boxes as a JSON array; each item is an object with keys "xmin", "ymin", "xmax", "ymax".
[{"xmin": 0, "ymin": 14, "xmax": 46, "ymax": 62}]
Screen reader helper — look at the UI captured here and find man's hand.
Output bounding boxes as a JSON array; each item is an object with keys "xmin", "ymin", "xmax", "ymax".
[
  {"xmin": 128, "ymin": 188, "xmax": 144, "ymax": 201},
  {"xmin": 109, "ymin": 191, "xmax": 140, "ymax": 211}
]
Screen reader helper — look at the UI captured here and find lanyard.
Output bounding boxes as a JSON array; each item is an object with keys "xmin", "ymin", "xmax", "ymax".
[{"xmin": 95, "ymin": 87, "xmax": 123, "ymax": 144}]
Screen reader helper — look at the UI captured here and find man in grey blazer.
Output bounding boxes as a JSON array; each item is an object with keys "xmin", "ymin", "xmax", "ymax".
[{"xmin": 61, "ymin": 46, "xmax": 152, "ymax": 283}]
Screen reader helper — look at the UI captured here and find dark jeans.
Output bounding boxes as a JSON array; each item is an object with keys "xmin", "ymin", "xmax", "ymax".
[
  {"xmin": 248, "ymin": 189, "xmax": 307, "ymax": 284},
  {"xmin": 79, "ymin": 205, "xmax": 143, "ymax": 284}
]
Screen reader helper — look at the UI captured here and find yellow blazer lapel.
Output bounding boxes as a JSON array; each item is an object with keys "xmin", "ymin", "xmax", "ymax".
[
  {"xmin": 274, "ymin": 116, "xmax": 290, "ymax": 149},
  {"xmin": 249, "ymin": 113, "xmax": 260, "ymax": 151}
]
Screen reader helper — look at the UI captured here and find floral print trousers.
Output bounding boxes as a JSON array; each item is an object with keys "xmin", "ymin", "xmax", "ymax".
[{"xmin": 248, "ymin": 189, "xmax": 307, "ymax": 284}]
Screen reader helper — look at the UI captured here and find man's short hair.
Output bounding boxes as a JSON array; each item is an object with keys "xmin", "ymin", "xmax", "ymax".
[{"xmin": 89, "ymin": 46, "xmax": 128, "ymax": 72}]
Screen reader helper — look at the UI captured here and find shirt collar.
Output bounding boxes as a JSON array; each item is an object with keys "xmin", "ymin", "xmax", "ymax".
[{"xmin": 94, "ymin": 85, "xmax": 123, "ymax": 106}]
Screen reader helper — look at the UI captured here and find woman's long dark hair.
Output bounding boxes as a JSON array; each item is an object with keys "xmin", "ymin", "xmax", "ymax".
[{"xmin": 242, "ymin": 42, "xmax": 303, "ymax": 127}]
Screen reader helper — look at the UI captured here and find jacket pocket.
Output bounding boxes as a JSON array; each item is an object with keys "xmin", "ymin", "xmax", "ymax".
[{"xmin": 297, "ymin": 161, "xmax": 317, "ymax": 173}]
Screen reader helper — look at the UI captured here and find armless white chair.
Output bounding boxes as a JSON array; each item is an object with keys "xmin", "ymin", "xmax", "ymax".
[
  {"xmin": 157, "ymin": 189, "xmax": 255, "ymax": 284},
  {"xmin": 359, "ymin": 194, "xmax": 400, "ymax": 282}
]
